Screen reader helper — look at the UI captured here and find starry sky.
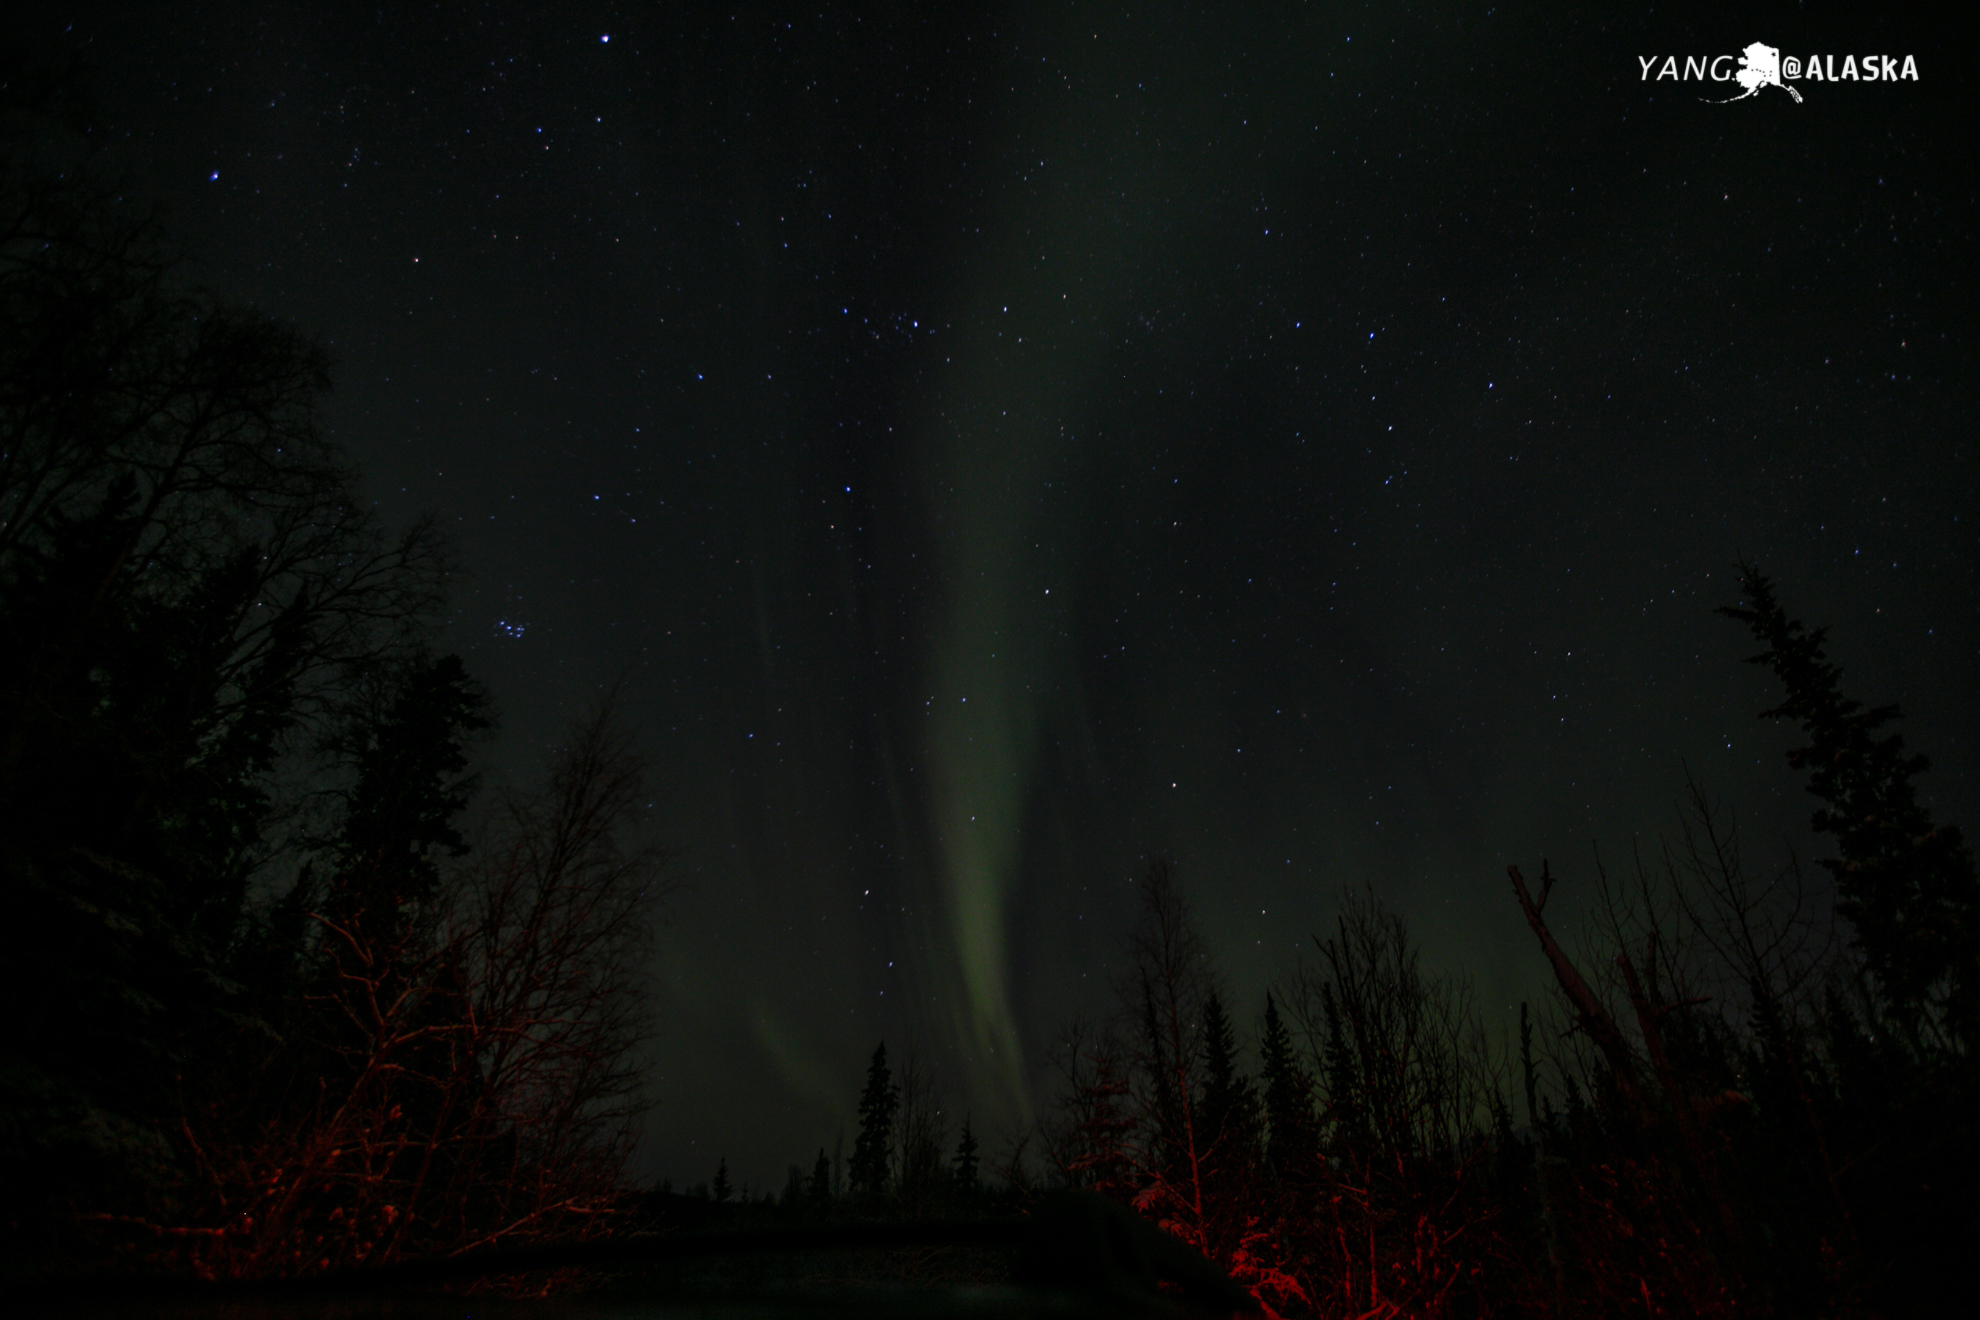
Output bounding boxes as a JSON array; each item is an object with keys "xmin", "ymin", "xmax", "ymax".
[{"xmin": 25, "ymin": 2, "xmax": 1974, "ymax": 1193}]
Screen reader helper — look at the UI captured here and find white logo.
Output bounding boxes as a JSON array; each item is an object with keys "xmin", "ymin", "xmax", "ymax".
[
  {"xmin": 1636, "ymin": 46, "xmax": 1919, "ymax": 102},
  {"xmin": 1716, "ymin": 43, "xmax": 1800, "ymax": 103}
]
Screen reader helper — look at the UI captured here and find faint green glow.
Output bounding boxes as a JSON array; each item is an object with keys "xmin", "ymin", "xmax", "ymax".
[
  {"xmin": 751, "ymin": 997, "xmax": 847, "ymax": 1115},
  {"xmin": 915, "ymin": 21, "xmax": 1177, "ymax": 1123},
  {"xmin": 927, "ymin": 554, "xmax": 1045, "ymax": 1113}
]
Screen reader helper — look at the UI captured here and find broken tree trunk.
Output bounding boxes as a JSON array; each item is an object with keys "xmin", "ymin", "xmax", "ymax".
[{"xmin": 1507, "ymin": 862, "xmax": 1644, "ymax": 1111}]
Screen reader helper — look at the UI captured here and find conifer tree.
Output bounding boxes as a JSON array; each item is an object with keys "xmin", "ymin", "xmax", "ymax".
[
  {"xmin": 1199, "ymin": 990, "xmax": 1256, "ymax": 1164},
  {"xmin": 808, "ymin": 1147, "xmax": 833, "ymax": 1209},
  {"xmin": 849, "ymin": 1043, "xmax": 898, "ymax": 1199},
  {"xmin": 951, "ymin": 1115, "xmax": 981, "ymax": 1196},
  {"xmin": 712, "ymin": 1156, "xmax": 732, "ymax": 1205},
  {"xmin": 1258, "ymin": 991, "xmax": 1315, "ymax": 1178},
  {"xmin": 322, "ymin": 651, "xmax": 491, "ymax": 944},
  {"xmin": 1722, "ymin": 567, "xmax": 1980, "ymax": 1048}
]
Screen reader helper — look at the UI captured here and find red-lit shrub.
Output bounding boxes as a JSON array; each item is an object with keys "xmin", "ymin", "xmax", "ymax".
[{"xmin": 151, "ymin": 705, "xmax": 663, "ymax": 1281}]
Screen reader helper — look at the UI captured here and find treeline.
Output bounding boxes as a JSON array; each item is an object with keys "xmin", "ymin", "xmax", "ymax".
[
  {"xmin": 1013, "ymin": 572, "xmax": 1976, "ymax": 1318},
  {"xmin": 744, "ymin": 564, "xmax": 1977, "ymax": 1317},
  {"xmin": 659, "ymin": 1042, "xmax": 995, "ymax": 1224},
  {"xmin": 716, "ymin": 560, "xmax": 1975, "ymax": 1318},
  {"xmin": 10, "ymin": 62, "xmax": 1976, "ymax": 1314},
  {"xmin": 1, "ymin": 71, "xmax": 664, "ymax": 1278}
]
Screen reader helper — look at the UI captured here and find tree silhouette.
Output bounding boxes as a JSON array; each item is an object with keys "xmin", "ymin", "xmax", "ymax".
[
  {"xmin": 321, "ymin": 652, "xmax": 491, "ymax": 942},
  {"xmin": 157, "ymin": 699, "xmax": 666, "ymax": 1278},
  {"xmin": 849, "ymin": 1043, "xmax": 898, "ymax": 1200},
  {"xmin": 1199, "ymin": 991, "xmax": 1256, "ymax": 1167},
  {"xmin": 951, "ymin": 1116, "xmax": 981, "ymax": 1197},
  {"xmin": 1126, "ymin": 857, "xmax": 1213, "ymax": 1247},
  {"xmin": 807, "ymin": 1148, "xmax": 833, "ymax": 1211},
  {"xmin": 0, "ymin": 86, "xmax": 448, "ymax": 1248},
  {"xmin": 711, "ymin": 1157, "xmax": 732, "ymax": 1205},
  {"xmin": 1046, "ymin": 1018, "xmax": 1136, "ymax": 1197},
  {"xmin": 1721, "ymin": 566, "xmax": 1980, "ymax": 1048},
  {"xmin": 892, "ymin": 1044, "xmax": 948, "ymax": 1216},
  {"xmin": 1257, "ymin": 992, "xmax": 1314, "ymax": 1181},
  {"xmin": 1005, "ymin": 582, "xmax": 1978, "ymax": 1318}
]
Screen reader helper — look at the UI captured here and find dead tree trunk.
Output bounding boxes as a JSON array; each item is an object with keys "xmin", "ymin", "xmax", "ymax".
[{"xmin": 1507, "ymin": 863, "xmax": 1643, "ymax": 1112}]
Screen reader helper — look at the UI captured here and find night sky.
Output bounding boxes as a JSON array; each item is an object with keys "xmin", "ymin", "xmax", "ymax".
[{"xmin": 27, "ymin": 3, "xmax": 1974, "ymax": 1194}]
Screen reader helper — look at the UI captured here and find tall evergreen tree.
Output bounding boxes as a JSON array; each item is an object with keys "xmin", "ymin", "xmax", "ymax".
[
  {"xmin": 1722, "ymin": 568, "xmax": 1980, "ymax": 1047},
  {"xmin": 322, "ymin": 651, "xmax": 490, "ymax": 942},
  {"xmin": 807, "ymin": 1147, "xmax": 833, "ymax": 1209},
  {"xmin": 1259, "ymin": 991, "xmax": 1315, "ymax": 1178},
  {"xmin": 711, "ymin": 1156, "xmax": 732, "ymax": 1205},
  {"xmin": 951, "ymin": 1115, "xmax": 981, "ymax": 1196},
  {"xmin": 849, "ymin": 1043, "xmax": 898, "ymax": 1200},
  {"xmin": 1199, "ymin": 990, "xmax": 1256, "ymax": 1163}
]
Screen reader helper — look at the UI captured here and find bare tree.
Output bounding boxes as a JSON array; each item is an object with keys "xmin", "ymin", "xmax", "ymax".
[
  {"xmin": 1508, "ymin": 856, "xmax": 1751, "ymax": 1312},
  {"xmin": 1121, "ymin": 857, "xmax": 1214, "ymax": 1249},
  {"xmin": 159, "ymin": 699, "xmax": 667, "ymax": 1279},
  {"xmin": 1294, "ymin": 886, "xmax": 1493, "ymax": 1167},
  {"xmin": 440, "ymin": 696, "xmax": 665, "ymax": 1248},
  {"xmin": 1659, "ymin": 780, "xmax": 1854, "ymax": 1251},
  {"xmin": 1265, "ymin": 887, "xmax": 1508, "ymax": 1318},
  {"xmin": 1664, "ymin": 776, "xmax": 1841, "ymax": 1056},
  {"xmin": 1, "ymin": 98, "xmax": 456, "ymax": 1257},
  {"xmin": 2, "ymin": 89, "xmax": 450, "ymax": 796},
  {"xmin": 891, "ymin": 1042, "xmax": 950, "ymax": 1218},
  {"xmin": 1042, "ymin": 1016, "xmax": 1136, "ymax": 1196}
]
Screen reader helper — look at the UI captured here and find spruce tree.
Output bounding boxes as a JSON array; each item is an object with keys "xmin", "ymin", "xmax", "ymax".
[
  {"xmin": 951, "ymin": 1115, "xmax": 981, "ymax": 1196},
  {"xmin": 849, "ymin": 1043, "xmax": 898, "ymax": 1200},
  {"xmin": 808, "ymin": 1147, "xmax": 833, "ymax": 1209},
  {"xmin": 1259, "ymin": 991, "xmax": 1315, "ymax": 1178},
  {"xmin": 323, "ymin": 651, "xmax": 491, "ymax": 944},
  {"xmin": 1722, "ymin": 568, "xmax": 1980, "ymax": 1048},
  {"xmin": 1199, "ymin": 990, "xmax": 1256, "ymax": 1162},
  {"xmin": 712, "ymin": 1155, "xmax": 732, "ymax": 1204}
]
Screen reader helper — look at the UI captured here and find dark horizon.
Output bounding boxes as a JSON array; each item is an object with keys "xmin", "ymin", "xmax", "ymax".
[{"xmin": 14, "ymin": 2, "xmax": 1974, "ymax": 1199}]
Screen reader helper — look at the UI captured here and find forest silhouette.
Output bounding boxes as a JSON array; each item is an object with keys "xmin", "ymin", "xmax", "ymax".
[
  {"xmin": 2, "ymin": 68, "xmax": 664, "ymax": 1285},
  {"xmin": 5, "ymin": 64, "xmax": 1975, "ymax": 1319}
]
